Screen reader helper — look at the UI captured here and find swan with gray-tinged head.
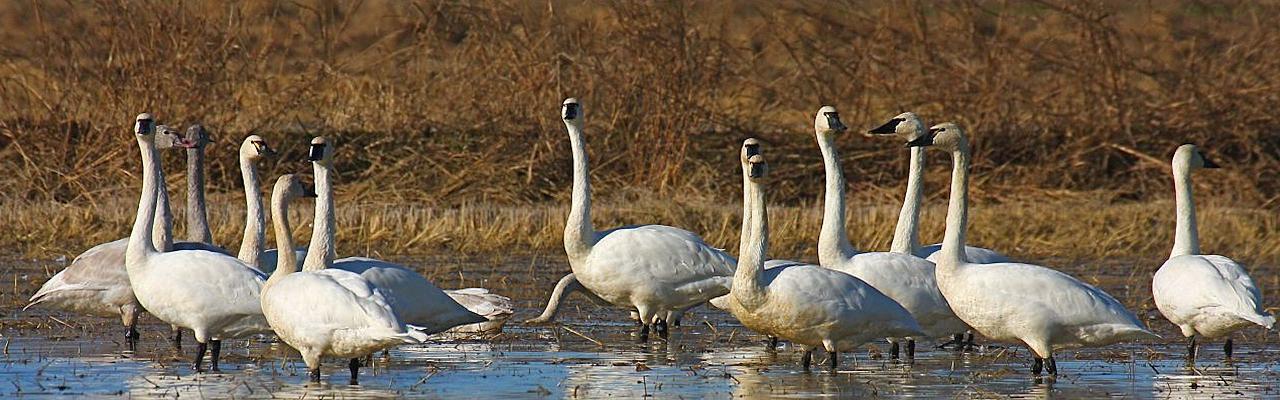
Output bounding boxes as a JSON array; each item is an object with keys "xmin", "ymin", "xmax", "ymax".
[
  {"xmin": 719, "ymin": 138, "xmax": 923, "ymax": 371},
  {"xmin": 809, "ymin": 106, "xmax": 968, "ymax": 360},
  {"xmin": 300, "ymin": 136, "xmax": 490, "ymax": 335},
  {"xmin": 867, "ymin": 112, "xmax": 1010, "ymax": 264},
  {"xmin": 1152, "ymin": 144, "xmax": 1273, "ymax": 363},
  {"xmin": 530, "ymin": 98, "xmax": 736, "ymax": 341},
  {"xmin": 25, "ymin": 123, "xmax": 227, "ymax": 350},
  {"xmin": 917, "ymin": 122, "xmax": 1156, "ymax": 376},
  {"xmin": 260, "ymin": 173, "xmax": 426, "ymax": 385},
  {"xmin": 122, "ymin": 113, "xmax": 273, "ymax": 372}
]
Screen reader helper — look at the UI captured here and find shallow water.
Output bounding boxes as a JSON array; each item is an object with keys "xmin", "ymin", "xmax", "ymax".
[{"xmin": 5, "ymin": 255, "xmax": 1280, "ymax": 398}]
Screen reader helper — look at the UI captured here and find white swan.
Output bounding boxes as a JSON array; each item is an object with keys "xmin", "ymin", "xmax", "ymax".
[
  {"xmin": 261, "ymin": 173, "xmax": 426, "ymax": 384},
  {"xmin": 718, "ymin": 138, "xmax": 922, "ymax": 371},
  {"xmin": 302, "ymin": 136, "xmax": 489, "ymax": 334},
  {"xmin": 919, "ymin": 122, "xmax": 1156, "ymax": 376},
  {"xmin": 442, "ymin": 288, "xmax": 515, "ymax": 334},
  {"xmin": 532, "ymin": 98, "xmax": 736, "ymax": 341},
  {"xmin": 26, "ymin": 124, "xmax": 226, "ymax": 349},
  {"xmin": 1152, "ymin": 144, "xmax": 1274, "ymax": 362},
  {"xmin": 234, "ymin": 134, "xmax": 277, "ymax": 271},
  {"xmin": 123, "ymin": 113, "xmax": 272, "ymax": 372},
  {"xmin": 811, "ymin": 106, "xmax": 967, "ymax": 359},
  {"xmin": 868, "ymin": 112, "xmax": 1010, "ymax": 264}
]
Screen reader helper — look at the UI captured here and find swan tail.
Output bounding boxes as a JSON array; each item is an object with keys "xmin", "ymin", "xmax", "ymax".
[
  {"xmin": 1237, "ymin": 312, "xmax": 1276, "ymax": 330},
  {"xmin": 402, "ymin": 326, "xmax": 432, "ymax": 343},
  {"xmin": 25, "ymin": 280, "xmax": 99, "ymax": 311}
]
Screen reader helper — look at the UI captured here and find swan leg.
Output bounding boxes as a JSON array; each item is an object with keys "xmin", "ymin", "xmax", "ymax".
[
  {"xmin": 348, "ymin": 358, "xmax": 361, "ymax": 385},
  {"xmin": 802, "ymin": 350, "xmax": 813, "ymax": 371},
  {"xmin": 171, "ymin": 326, "xmax": 184, "ymax": 351},
  {"xmin": 907, "ymin": 339, "xmax": 916, "ymax": 360},
  {"xmin": 192, "ymin": 341, "xmax": 208, "ymax": 372},
  {"xmin": 1046, "ymin": 356, "xmax": 1057, "ymax": 375},
  {"xmin": 635, "ymin": 306, "xmax": 656, "ymax": 343},
  {"xmin": 889, "ymin": 341, "xmax": 900, "ymax": 360},
  {"xmin": 823, "ymin": 340, "xmax": 838, "ymax": 372},
  {"xmin": 209, "ymin": 340, "xmax": 222, "ymax": 372},
  {"xmin": 1031, "ymin": 357, "xmax": 1043, "ymax": 375},
  {"xmin": 964, "ymin": 332, "xmax": 975, "ymax": 351},
  {"xmin": 655, "ymin": 319, "xmax": 669, "ymax": 339},
  {"xmin": 310, "ymin": 368, "xmax": 321, "ymax": 383},
  {"xmin": 1186, "ymin": 336, "xmax": 1197, "ymax": 364},
  {"xmin": 122, "ymin": 306, "xmax": 140, "ymax": 351},
  {"xmin": 768, "ymin": 336, "xmax": 779, "ymax": 350},
  {"xmin": 1224, "ymin": 339, "xmax": 1233, "ymax": 359},
  {"xmin": 636, "ymin": 324, "xmax": 649, "ymax": 343}
]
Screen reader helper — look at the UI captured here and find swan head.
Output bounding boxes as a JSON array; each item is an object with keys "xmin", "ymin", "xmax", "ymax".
[
  {"xmin": 813, "ymin": 106, "xmax": 847, "ymax": 136},
  {"xmin": 184, "ymin": 124, "xmax": 215, "ymax": 150},
  {"xmin": 868, "ymin": 112, "xmax": 928, "ymax": 145},
  {"xmin": 741, "ymin": 139, "xmax": 768, "ymax": 179},
  {"xmin": 562, "ymin": 98, "xmax": 582, "ymax": 126},
  {"xmin": 916, "ymin": 122, "xmax": 967, "ymax": 152},
  {"xmin": 273, "ymin": 174, "xmax": 317, "ymax": 203},
  {"xmin": 240, "ymin": 134, "xmax": 277, "ymax": 161},
  {"xmin": 153, "ymin": 124, "xmax": 194, "ymax": 150},
  {"xmin": 1174, "ymin": 144, "xmax": 1220, "ymax": 171},
  {"xmin": 308, "ymin": 136, "xmax": 333, "ymax": 164}
]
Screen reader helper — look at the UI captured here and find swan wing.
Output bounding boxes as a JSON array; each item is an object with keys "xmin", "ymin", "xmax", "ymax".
[
  {"xmin": 839, "ymin": 252, "xmax": 965, "ymax": 336},
  {"xmin": 1157, "ymin": 255, "xmax": 1274, "ymax": 329},
  {"xmin": 263, "ymin": 270, "xmax": 422, "ymax": 356},
  {"xmin": 334, "ymin": 257, "xmax": 486, "ymax": 333},
  {"xmin": 139, "ymin": 250, "xmax": 268, "ymax": 336},
  {"xmin": 445, "ymin": 288, "xmax": 514, "ymax": 320},
  {"xmin": 919, "ymin": 243, "xmax": 1010, "ymax": 264},
  {"xmin": 587, "ymin": 225, "xmax": 736, "ymax": 306},
  {"xmin": 27, "ymin": 239, "xmax": 131, "ymax": 315}
]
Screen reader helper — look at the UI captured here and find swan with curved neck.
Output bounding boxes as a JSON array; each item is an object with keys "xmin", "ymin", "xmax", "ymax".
[
  {"xmin": 534, "ymin": 97, "xmax": 736, "ymax": 341},
  {"xmin": 1152, "ymin": 144, "xmax": 1273, "ymax": 363},
  {"xmin": 722, "ymin": 138, "xmax": 922, "ymax": 371},
  {"xmin": 920, "ymin": 122, "xmax": 1155, "ymax": 376},
  {"xmin": 867, "ymin": 112, "xmax": 1010, "ymax": 264},
  {"xmin": 123, "ymin": 113, "xmax": 272, "ymax": 372},
  {"xmin": 260, "ymin": 173, "xmax": 424, "ymax": 384},
  {"xmin": 297, "ymin": 136, "xmax": 489, "ymax": 333},
  {"xmin": 26, "ymin": 124, "xmax": 225, "ymax": 350},
  {"xmin": 811, "ymin": 106, "xmax": 968, "ymax": 359}
]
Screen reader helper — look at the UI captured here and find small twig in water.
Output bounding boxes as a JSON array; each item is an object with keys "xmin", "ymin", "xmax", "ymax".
[{"xmin": 562, "ymin": 326, "xmax": 605, "ymax": 348}]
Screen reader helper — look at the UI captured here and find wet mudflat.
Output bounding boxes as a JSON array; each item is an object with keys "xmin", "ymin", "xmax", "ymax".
[{"xmin": 3, "ymin": 255, "xmax": 1279, "ymax": 398}]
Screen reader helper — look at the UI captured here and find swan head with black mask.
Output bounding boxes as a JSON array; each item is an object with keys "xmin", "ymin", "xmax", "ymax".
[
  {"xmin": 813, "ymin": 106, "xmax": 848, "ymax": 138},
  {"xmin": 868, "ymin": 112, "xmax": 928, "ymax": 145}
]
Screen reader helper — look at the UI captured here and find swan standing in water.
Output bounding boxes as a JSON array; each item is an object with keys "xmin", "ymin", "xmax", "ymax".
[
  {"xmin": 532, "ymin": 98, "xmax": 736, "ymax": 341},
  {"xmin": 302, "ymin": 137, "xmax": 490, "ymax": 334},
  {"xmin": 26, "ymin": 124, "xmax": 225, "ymax": 350},
  {"xmin": 918, "ymin": 122, "xmax": 1156, "ymax": 376},
  {"xmin": 720, "ymin": 138, "xmax": 922, "ymax": 371},
  {"xmin": 810, "ymin": 106, "xmax": 967, "ymax": 360},
  {"xmin": 867, "ymin": 112, "xmax": 1010, "ymax": 264},
  {"xmin": 123, "ymin": 113, "xmax": 272, "ymax": 372},
  {"xmin": 1152, "ymin": 144, "xmax": 1274, "ymax": 362},
  {"xmin": 261, "ymin": 174, "xmax": 426, "ymax": 384}
]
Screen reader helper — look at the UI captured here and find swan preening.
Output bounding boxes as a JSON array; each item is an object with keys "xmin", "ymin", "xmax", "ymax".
[
  {"xmin": 916, "ymin": 122, "xmax": 1156, "ymax": 375},
  {"xmin": 531, "ymin": 98, "xmax": 736, "ymax": 341},
  {"xmin": 720, "ymin": 138, "xmax": 922, "ymax": 370},
  {"xmin": 810, "ymin": 106, "xmax": 967, "ymax": 359},
  {"xmin": 1152, "ymin": 144, "xmax": 1274, "ymax": 362}
]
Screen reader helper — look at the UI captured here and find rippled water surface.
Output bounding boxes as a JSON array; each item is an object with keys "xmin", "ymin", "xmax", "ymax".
[{"xmin": 4, "ymin": 255, "xmax": 1279, "ymax": 398}]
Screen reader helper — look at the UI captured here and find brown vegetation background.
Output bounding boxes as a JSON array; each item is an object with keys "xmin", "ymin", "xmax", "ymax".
[{"xmin": 1, "ymin": 0, "xmax": 1278, "ymax": 261}]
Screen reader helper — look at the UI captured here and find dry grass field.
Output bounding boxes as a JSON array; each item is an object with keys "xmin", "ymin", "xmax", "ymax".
[{"xmin": 0, "ymin": 0, "xmax": 1277, "ymax": 265}]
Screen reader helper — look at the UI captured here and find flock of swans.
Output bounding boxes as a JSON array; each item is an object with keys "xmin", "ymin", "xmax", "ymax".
[{"xmin": 22, "ymin": 99, "xmax": 1275, "ymax": 385}]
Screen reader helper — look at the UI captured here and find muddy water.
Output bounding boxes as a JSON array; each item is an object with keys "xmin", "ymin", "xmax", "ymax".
[{"xmin": 4, "ymin": 255, "xmax": 1280, "ymax": 398}]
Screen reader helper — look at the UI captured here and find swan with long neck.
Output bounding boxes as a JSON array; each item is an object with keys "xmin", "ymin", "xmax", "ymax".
[
  {"xmin": 296, "ymin": 136, "xmax": 489, "ymax": 333},
  {"xmin": 811, "ymin": 106, "xmax": 968, "ymax": 359},
  {"xmin": 921, "ymin": 122, "xmax": 1155, "ymax": 376},
  {"xmin": 867, "ymin": 112, "xmax": 1010, "ymax": 263},
  {"xmin": 235, "ymin": 135, "xmax": 276, "ymax": 270},
  {"xmin": 260, "ymin": 173, "xmax": 425, "ymax": 384},
  {"xmin": 184, "ymin": 124, "xmax": 214, "ymax": 244},
  {"xmin": 532, "ymin": 98, "xmax": 736, "ymax": 341},
  {"xmin": 26, "ymin": 124, "xmax": 226, "ymax": 350},
  {"xmin": 721, "ymin": 138, "xmax": 922, "ymax": 370},
  {"xmin": 1152, "ymin": 144, "xmax": 1273, "ymax": 363},
  {"xmin": 123, "ymin": 113, "xmax": 272, "ymax": 372}
]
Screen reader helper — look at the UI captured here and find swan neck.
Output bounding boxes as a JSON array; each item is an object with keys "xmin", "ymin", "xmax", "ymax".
[
  {"xmin": 939, "ymin": 147, "xmax": 971, "ymax": 265},
  {"xmin": 185, "ymin": 145, "xmax": 213, "ymax": 243},
  {"xmin": 564, "ymin": 122, "xmax": 595, "ymax": 261},
  {"xmin": 1171, "ymin": 163, "xmax": 1200, "ymax": 257},
  {"xmin": 302, "ymin": 161, "xmax": 335, "ymax": 271},
  {"xmin": 127, "ymin": 136, "xmax": 161, "ymax": 266},
  {"xmin": 816, "ymin": 133, "xmax": 857, "ymax": 266},
  {"xmin": 733, "ymin": 174, "xmax": 768, "ymax": 308},
  {"xmin": 267, "ymin": 188, "xmax": 298, "ymax": 286},
  {"xmin": 237, "ymin": 155, "xmax": 266, "ymax": 268},
  {"xmin": 891, "ymin": 146, "xmax": 924, "ymax": 254},
  {"xmin": 152, "ymin": 172, "xmax": 174, "ymax": 252}
]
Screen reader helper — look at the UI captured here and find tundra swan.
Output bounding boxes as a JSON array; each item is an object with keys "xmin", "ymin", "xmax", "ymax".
[
  {"xmin": 1152, "ymin": 144, "xmax": 1274, "ymax": 362},
  {"xmin": 719, "ymin": 138, "xmax": 922, "ymax": 371},
  {"xmin": 261, "ymin": 174, "xmax": 426, "ymax": 384},
  {"xmin": 868, "ymin": 112, "xmax": 1010, "ymax": 264},
  {"xmin": 811, "ymin": 106, "xmax": 967, "ymax": 359},
  {"xmin": 531, "ymin": 98, "xmax": 735, "ymax": 341},
  {"xmin": 919, "ymin": 122, "xmax": 1155, "ymax": 376},
  {"xmin": 302, "ymin": 136, "xmax": 488, "ymax": 334},
  {"xmin": 26, "ymin": 124, "xmax": 225, "ymax": 350},
  {"xmin": 123, "ymin": 113, "xmax": 272, "ymax": 372}
]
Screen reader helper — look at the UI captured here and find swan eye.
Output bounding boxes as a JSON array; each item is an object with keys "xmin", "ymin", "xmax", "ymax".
[{"xmin": 308, "ymin": 143, "xmax": 327, "ymax": 161}]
